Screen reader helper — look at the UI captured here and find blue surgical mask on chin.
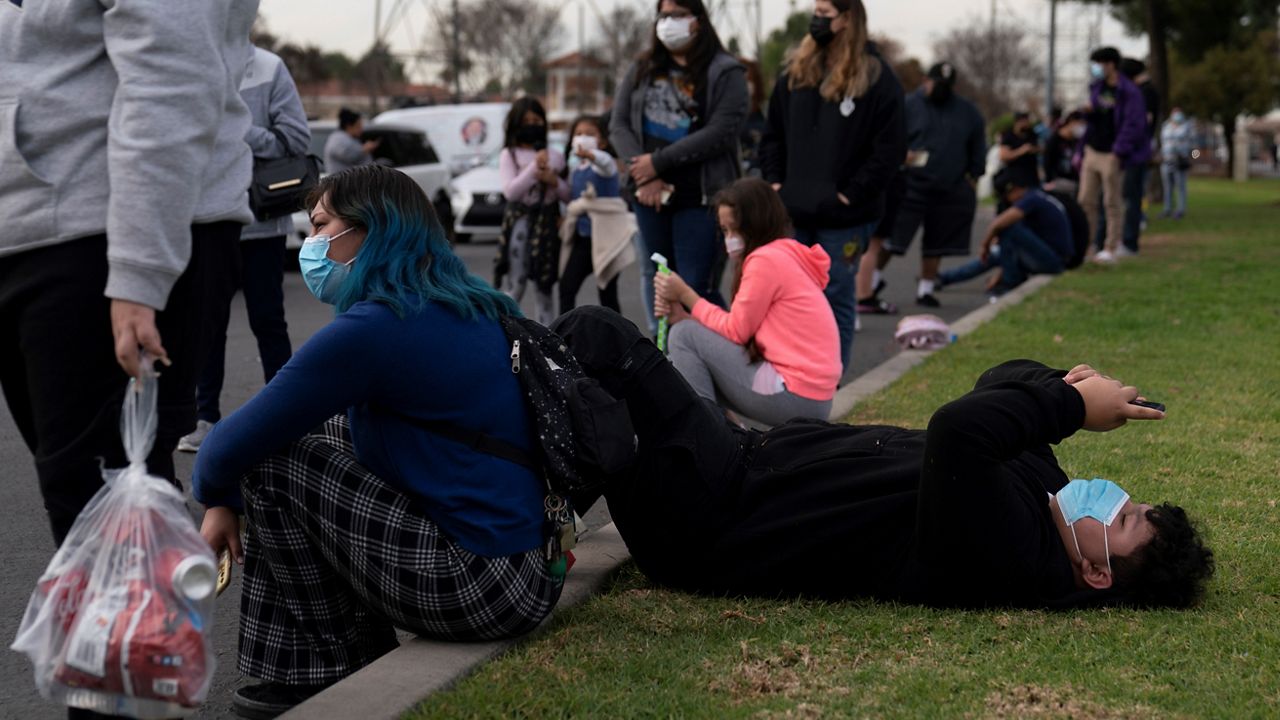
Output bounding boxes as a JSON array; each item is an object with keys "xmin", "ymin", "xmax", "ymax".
[
  {"xmin": 1089, "ymin": 62, "xmax": 1105, "ymax": 80},
  {"xmin": 299, "ymin": 227, "xmax": 357, "ymax": 305},
  {"xmin": 1056, "ymin": 478, "xmax": 1130, "ymax": 575}
]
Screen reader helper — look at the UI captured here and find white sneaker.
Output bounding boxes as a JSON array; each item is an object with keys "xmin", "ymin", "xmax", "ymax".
[
  {"xmin": 855, "ymin": 314, "xmax": 862, "ymax": 333},
  {"xmin": 1115, "ymin": 246, "xmax": 1139, "ymax": 259},
  {"xmin": 1092, "ymin": 250, "xmax": 1117, "ymax": 264},
  {"xmin": 178, "ymin": 420, "xmax": 215, "ymax": 453}
]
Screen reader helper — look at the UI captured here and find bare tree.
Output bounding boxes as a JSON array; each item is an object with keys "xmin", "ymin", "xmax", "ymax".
[
  {"xmin": 591, "ymin": 0, "xmax": 653, "ymax": 93},
  {"xmin": 432, "ymin": 0, "xmax": 565, "ymax": 97},
  {"xmin": 932, "ymin": 18, "xmax": 1042, "ymax": 121}
]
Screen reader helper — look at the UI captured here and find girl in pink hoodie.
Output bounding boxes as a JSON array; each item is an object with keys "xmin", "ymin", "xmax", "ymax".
[{"xmin": 654, "ymin": 178, "xmax": 841, "ymax": 425}]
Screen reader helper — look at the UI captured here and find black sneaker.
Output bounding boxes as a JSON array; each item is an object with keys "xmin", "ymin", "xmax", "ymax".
[
  {"xmin": 857, "ymin": 297, "xmax": 899, "ymax": 314},
  {"xmin": 916, "ymin": 293, "xmax": 941, "ymax": 308},
  {"xmin": 233, "ymin": 682, "xmax": 330, "ymax": 719},
  {"xmin": 873, "ymin": 278, "xmax": 887, "ymax": 296}
]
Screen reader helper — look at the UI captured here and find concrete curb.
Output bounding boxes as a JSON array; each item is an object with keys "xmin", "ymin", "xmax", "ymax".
[
  {"xmin": 283, "ymin": 273, "xmax": 1055, "ymax": 718},
  {"xmin": 281, "ymin": 523, "xmax": 630, "ymax": 720},
  {"xmin": 828, "ymin": 274, "xmax": 1055, "ymax": 421}
]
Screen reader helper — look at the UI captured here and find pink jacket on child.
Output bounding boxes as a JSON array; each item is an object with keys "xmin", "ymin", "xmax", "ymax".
[{"xmin": 691, "ymin": 239, "xmax": 841, "ymax": 401}]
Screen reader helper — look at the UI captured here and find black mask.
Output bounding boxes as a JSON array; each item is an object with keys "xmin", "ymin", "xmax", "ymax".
[
  {"xmin": 809, "ymin": 15, "xmax": 836, "ymax": 46},
  {"xmin": 514, "ymin": 124, "xmax": 547, "ymax": 148},
  {"xmin": 927, "ymin": 83, "xmax": 953, "ymax": 105}
]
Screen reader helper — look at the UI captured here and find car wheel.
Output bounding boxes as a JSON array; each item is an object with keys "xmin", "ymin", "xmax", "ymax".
[{"xmin": 433, "ymin": 192, "xmax": 459, "ymax": 243}]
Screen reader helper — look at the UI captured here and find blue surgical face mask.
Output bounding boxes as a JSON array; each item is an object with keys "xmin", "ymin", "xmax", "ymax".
[
  {"xmin": 1056, "ymin": 478, "xmax": 1130, "ymax": 574},
  {"xmin": 1171, "ymin": 111, "xmax": 1186, "ymax": 124},
  {"xmin": 1089, "ymin": 62, "xmax": 1105, "ymax": 80},
  {"xmin": 299, "ymin": 227, "xmax": 357, "ymax": 305}
]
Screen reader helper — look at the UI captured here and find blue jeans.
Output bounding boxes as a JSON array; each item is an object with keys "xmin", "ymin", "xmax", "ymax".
[
  {"xmin": 1162, "ymin": 164, "xmax": 1188, "ymax": 215},
  {"xmin": 792, "ymin": 223, "xmax": 874, "ymax": 373},
  {"xmin": 1122, "ymin": 163, "xmax": 1148, "ymax": 253},
  {"xmin": 196, "ymin": 236, "xmax": 293, "ymax": 423},
  {"xmin": 634, "ymin": 204, "xmax": 722, "ymax": 336},
  {"xmin": 939, "ymin": 222, "xmax": 1063, "ymax": 290}
]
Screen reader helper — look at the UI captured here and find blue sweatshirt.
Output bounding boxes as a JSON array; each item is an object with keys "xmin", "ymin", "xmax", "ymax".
[{"xmin": 193, "ymin": 300, "xmax": 544, "ymax": 558}]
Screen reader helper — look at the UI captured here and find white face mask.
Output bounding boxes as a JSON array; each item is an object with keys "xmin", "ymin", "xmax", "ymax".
[
  {"xmin": 723, "ymin": 232, "xmax": 744, "ymax": 255},
  {"xmin": 571, "ymin": 134, "xmax": 598, "ymax": 162},
  {"xmin": 656, "ymin": 16, "xmax": 696, "ymax": 52}
]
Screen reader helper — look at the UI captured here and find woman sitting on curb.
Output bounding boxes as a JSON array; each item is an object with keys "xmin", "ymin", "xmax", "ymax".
[
  {"xmin": 552, "ymin": 305, "xmax": 1214, "ymax": 609},
  {"xmin": 653, "ymin": 177, "xmax": 841, "ymax": 426},
  {"xmin": 195, "ymin": 166, "xmax": 561, "ymax": 719}
]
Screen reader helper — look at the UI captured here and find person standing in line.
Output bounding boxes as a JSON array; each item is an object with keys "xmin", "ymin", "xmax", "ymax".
[
  {"xmin": 0, "ymin": 1, "xmax": 259, "ymax": 717},
  {"xmin": 558, "ymin": 115, "xmax": 627, "ymax": 313},
  {"xmin": 610, "ymin": 0, "xmax": 747, "ymax": 335},
  {"xmin": 1160, "ymin": 108, "xmax": 1194, "ymax": 219},
  {"xmin": 180, "ymin": 45, "xmax": 309, "ymax": 452},
  {"xmin": 1076, "ymin": 47, "xmax": 1147, "ymax": 264},
  {"xmin": 1044, "ymin": 110, "xmax": 1087, "ymax": 195},
  {"xmin": 324, "ymin": 107, "xmax": 380, "ymax": 174},
  {"xmin": 759, "ymin": 0, "xmax": 905, "ymax": 372},
  {"xmin": 739, "ymin": 58, "xmax": 768, "ymax": 177},
  {"xmin": 999, "ymin": 111, "xmax": 1042, "ymax": 183},
  {"xmin": 495, "ymin": 97, "xmax": 568, "ymax": 326},
  {"xmin": 878, "ymin": 62, "xmax": 987, "ymax": 308},
  {"xmin": 1116, "ymin": 57, "xmax": 1159, "ymax": 257}
]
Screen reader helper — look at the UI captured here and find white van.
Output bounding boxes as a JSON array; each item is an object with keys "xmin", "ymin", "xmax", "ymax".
[{"xmin": 374, "ymin": 103, "xmax": 511, "ymax": 176}]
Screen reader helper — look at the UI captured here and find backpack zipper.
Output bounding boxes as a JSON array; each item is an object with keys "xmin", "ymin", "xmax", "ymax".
[{"xmin": 511, "ymin": 340, "xmax": 521, "ymax": 373}]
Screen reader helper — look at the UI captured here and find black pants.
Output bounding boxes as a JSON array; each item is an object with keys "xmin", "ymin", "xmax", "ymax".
[
  {"xmin": 0, "ymin": 224, "xmax": 240, "ymax": 546},
  {"xmin": 557, "ymin": 231, "xmax": 620, "ymax": 314},
  {"xmin": 550, "ymin": 307, "xmax": 751, "ymax": 590},
  {"xmin": 196, "ymin": 235, "xmax": 293, "ymax": 423}
]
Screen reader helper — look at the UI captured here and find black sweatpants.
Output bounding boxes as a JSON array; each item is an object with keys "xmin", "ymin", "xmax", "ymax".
[
  {"xmin": 551, "ymin": 307, "xmax": 753, "ymax": 591},
  {"xmin": 0, "ymin": 223, "xmax": 241, "ymax": 545},
  {"xmin": 558, "ymin": 231, "xmax": 620, "ymax": 314}
]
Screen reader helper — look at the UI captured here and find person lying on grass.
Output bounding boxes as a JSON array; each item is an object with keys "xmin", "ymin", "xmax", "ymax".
[{"xmin": 553, "ymin": 306, "xmax": 1214, "ymax": 609}]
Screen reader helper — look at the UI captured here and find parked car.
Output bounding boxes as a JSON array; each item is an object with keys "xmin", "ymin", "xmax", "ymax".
[
  {"xmin": 373, "ymin": 103, "xmax": 511, "ymax": 176},
  {"xmin": 290, "ymin": 119, "xmax": 456, "ymax": 246},
  {"xmin": 447, "ymin": 131, "xmax": 570, "ymax": 242}
]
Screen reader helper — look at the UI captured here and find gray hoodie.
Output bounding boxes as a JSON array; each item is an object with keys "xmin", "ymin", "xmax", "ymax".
[
  {"xmin": 240, "ymin": 46, "xmax": 310, "ymax": 241},
  {"xmin": 0, "ymin": 0, "xmax": 259, "ymax": 310}
]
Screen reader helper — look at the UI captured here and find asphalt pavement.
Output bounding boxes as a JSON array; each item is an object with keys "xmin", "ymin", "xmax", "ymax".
[{"xmin": 0, "ymin": 208, "xmax": 994, "ymax": 719}]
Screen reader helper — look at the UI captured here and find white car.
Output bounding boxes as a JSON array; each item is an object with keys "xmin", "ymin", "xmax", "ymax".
[
  {"xmin": 289, "ymin": 119, "xmax": 456, "ymax": 246},
  {"xmin": 448, "ymin": 131, "xmax": 570, "ymax": 242},
  {"xmin": 374, "ymin": 103, "xmax": 511, "ymax": 176}
]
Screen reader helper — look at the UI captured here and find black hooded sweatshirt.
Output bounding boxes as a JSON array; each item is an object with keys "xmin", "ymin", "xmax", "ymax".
[{"xmin": 760, "ymin": 50, "xmax": 906, "ymax": 231}]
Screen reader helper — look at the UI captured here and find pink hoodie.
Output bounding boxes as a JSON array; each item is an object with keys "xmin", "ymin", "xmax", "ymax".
[{"xmin": 692, "ymin": 239, "xmax": 841, "ymax": 401}]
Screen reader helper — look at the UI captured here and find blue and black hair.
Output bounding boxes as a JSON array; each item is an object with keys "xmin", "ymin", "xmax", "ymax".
[{"xmin": 304, "ymin": 164, "xmax": 520, "ymax": 321}]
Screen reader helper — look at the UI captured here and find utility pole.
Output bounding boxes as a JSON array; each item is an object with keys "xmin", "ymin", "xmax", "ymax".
[
  {"xmin": 577, "ymin": 2, "xmax": 585, "ymax": 113},
  {"xmin": 451, "ymin": 0, "xmax": 462, "ymax": 103},
  {"xmin": 1046, "ymin": 0, "xmax": 1057, "ymax": 118}
]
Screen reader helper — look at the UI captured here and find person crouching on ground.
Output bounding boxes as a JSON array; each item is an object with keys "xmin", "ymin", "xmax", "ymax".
[
  {"xmin": 552, "ymin": 306, "xmax": 1214, "ymax": 609},
  {"xmin": 652, "ymin": 177, "xmax": 841, "ymax": 426},
  {"xmin": 195, "ymin": 165, "xmax": 561, "ymax": 719},
  {"xmin": 937, "ymin": 168, "xmax": 1073, "ymax": 298}
]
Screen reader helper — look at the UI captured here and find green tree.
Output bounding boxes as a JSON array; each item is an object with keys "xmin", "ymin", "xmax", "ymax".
[
  {"xmin": 759, "ymin": 12, "xmax": 808, "ymax": 94},
  {"xmin": 1172, "ymin": 31, "xmax": 1280, "ymax": 163}
]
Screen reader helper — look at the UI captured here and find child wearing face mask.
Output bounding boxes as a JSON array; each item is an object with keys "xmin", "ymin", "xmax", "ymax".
[
  {"xmin": 558, "ymin": 116, "xmax": 631, "ymax": 313},
  {"xmin": 495, "ymin": 97, "xmax": 569, "ymax": 325},
  {"xmin": 651, "ymin": 177, "xmax": 840, "ymax": 426}
]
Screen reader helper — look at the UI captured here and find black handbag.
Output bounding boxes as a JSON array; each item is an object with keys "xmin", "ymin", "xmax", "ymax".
[{"xmin": 248, "ymin": 131, "xmax": 323, "ymax": 222}]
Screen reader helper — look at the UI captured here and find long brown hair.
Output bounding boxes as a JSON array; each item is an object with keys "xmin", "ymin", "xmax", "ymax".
[
  {"xmin": 714, "ymin": 178, "xmax": 792, "ymax": 299},
  {"xmin": 786, "ymin": 0, "xmax": 881, "ymax": 102}
]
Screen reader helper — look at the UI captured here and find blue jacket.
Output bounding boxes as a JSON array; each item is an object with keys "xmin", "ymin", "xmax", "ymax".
[
  {"xmin": 193, "ymin": 300, "xmax": 545, "ymax": 558},
  {"xmin": 1087, "ymin": 75, "xmax": 1151, "ymax": 168}
]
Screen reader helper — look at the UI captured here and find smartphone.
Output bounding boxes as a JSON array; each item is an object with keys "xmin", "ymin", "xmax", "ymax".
[
  {"xmin": 1130, "ymin": 399, "xmax": 1166, "ymax": 413},
  {"xmin": 660, "ymin": 186, "xmax": 674, "ymax": 205},
  {"xmin": 216, "ymin": 549, "xmax": 232, "ymax": 597},
  {"xmin": 908, "ymin": 150, "xmax": 930, "ymax": 168}
]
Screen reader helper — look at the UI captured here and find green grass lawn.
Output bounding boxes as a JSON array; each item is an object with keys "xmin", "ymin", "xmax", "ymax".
[{"xmin": 409, "ymin": 179, "xmax": 1280, "ymax": 719}]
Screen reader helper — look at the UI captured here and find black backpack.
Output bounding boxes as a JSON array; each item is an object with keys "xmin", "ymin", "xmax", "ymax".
[
  {"xmin": 1047, "ymin": 189, "xmax": 1091, "ymax": 270},
  {"xmin": 386, "ymin": 314, "xmax": 637, "ymax": 512}
]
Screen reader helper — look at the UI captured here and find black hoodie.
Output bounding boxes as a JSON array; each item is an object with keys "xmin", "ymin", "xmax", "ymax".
[{"xmin": 760, "ymin": 52, "xmax": 906, "ymax": 230}]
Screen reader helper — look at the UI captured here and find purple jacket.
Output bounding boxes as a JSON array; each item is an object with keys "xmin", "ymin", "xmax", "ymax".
[{"xmin": 1083, "ymin": 75, "xmax": 1151, "ymax": 167}]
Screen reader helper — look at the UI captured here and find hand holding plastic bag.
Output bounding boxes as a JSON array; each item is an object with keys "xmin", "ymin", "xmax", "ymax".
[{"xmin": 11, "ymin": 368, "xmax": 218, "ymax": 718}]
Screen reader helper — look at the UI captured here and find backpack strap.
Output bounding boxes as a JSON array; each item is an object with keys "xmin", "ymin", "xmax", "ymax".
[{"xmin": 374, "ymin": 406, "xmax": 536, "ymax": 470}]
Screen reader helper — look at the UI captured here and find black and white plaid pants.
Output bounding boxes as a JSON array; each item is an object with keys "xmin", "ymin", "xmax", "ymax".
[{"xmin": 237, "ymin": 415, "xmax": 561, "ymax": 685}]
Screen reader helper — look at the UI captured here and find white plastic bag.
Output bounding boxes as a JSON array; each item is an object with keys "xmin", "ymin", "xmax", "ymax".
[{"xmin": 11, "ymin": 370, "xmax": 217, "ymax": 718}]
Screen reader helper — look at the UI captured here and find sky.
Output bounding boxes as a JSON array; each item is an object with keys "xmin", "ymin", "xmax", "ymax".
[{"xmin": 258, "ymin": 0, "xmax": 1148, "ymax": 83}]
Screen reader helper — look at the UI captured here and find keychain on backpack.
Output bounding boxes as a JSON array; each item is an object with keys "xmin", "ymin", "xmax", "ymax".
[{"xmin": 651, "ymin": 252, "xmax": 671, "ymax": 353}]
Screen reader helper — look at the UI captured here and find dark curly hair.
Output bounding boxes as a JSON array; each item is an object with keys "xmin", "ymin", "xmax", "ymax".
[{"xmin": 1110, "ymin": 503, "xmax": 1215, "ymax": 608}]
